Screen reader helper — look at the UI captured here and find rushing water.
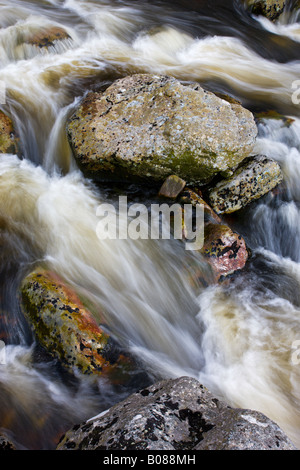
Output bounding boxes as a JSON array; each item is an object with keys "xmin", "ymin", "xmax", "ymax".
[{"xmin": 0, "ymin": 0, "xmax": 300, "ymax": 450}]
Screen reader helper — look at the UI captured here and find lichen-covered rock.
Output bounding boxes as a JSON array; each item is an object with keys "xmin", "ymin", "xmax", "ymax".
[
  {"xmin": 20, "ymin": 269, "xmax": 133, "ymax": 382},
  {"xmin": 244, "ymin": 0, "xmax": 286, "ymax": 21},
  {"xmin": 201, "ymin": 223, "xmax": 249, "ymax": 281},
  {"xmin": 0, "ymin": 111, "xmax": 19, "ymax": 154},
  {"xmin": 66, "ymin": 74, "xmax": 257, "ymax": 185},
  {"xmin": 25, "ymin": 26, "xmax": 71, "ymax": 49},
  {"xmin": 208, "ymin": 155, "xmax": 283, "ymax": 214},
  {"xmin": 56, "ymin": 376, "xmax": 297, "ymax": 450}
]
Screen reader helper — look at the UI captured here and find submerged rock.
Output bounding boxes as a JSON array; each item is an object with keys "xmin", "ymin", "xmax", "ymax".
[
  {"xmin": 20, "ymin": 269, "xmax": 133, "ymax": 382},
  {"xmin": 208, "ymin": 155, "xmax": 283, "ymax": 214},
  {"xmin": 66, "ymin": 74, "xmax": 257, "ymax": 185},
  {"xmin": 0, "ymin": 111, "xmax": 19, "ymax": 155},
  {"xmin": 56, "ymin": 376, "xmax": 297, "ymax": 450},
  {"xmin": 244, "ymin": 0, "xmax": 286, "ymax": 21},
  {"xmin": 200, "ymin": 223, "xmax": 249, "ymax": 282},
  {"xmin": 25, "ymin": 26, "xmax": 71, "ymax": 49}
]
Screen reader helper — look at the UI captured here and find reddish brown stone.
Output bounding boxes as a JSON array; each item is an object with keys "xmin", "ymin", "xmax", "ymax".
[{"xmin": 201, "ymin": 223, "xmax": 249, "ymax": 282}]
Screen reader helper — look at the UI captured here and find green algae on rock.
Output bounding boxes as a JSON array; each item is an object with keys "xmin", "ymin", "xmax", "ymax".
[
  {"xmin": 208, "ymin": 155, "xmax": 283, "ymax": 214},
  {"xmin": 66, "ymin": 74, "xmax": 257, "ymax": 185},
  {"xmin": 20, "ymin": 269, "xmax": 133, "ymax": 382},
  {"xmin": 0, "ymin": 111, "xmax": 19, "ymax": 155}
]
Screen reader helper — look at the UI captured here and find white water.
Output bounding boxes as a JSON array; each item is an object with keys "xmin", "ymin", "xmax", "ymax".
[{"xmin": 0, "ymin": 0, "xmax": 300, "ymax": 449}]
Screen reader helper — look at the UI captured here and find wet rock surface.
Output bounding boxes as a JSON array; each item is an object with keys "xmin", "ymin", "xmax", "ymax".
[
  {"xmin": 20, "ymin": 268, "xmax": 133, "ymax": 382},
  {"xmin": 25, "ymin": 26, "xmax": 71, "ymax": 49},
  {"xmin": 244, "ymin": 0, "xmax": 286, "ymax": 21},
  {"xmin": 208, "ymin": 155, "xmax": 283, "ymax": 214},
  {"xmin": 200, "ymin": 223, "xmax": 249, "ymax": 282},
  {"xmin": 0, "ymin": 111, "xmax": 19, "ymax": 155},
  {"xmin": 56, "ymin": 376, "xmax": 297, "ymax": 450},
  {"xmin": 66, "ymin": 73, "xmax": 257, "ymax": 185}
]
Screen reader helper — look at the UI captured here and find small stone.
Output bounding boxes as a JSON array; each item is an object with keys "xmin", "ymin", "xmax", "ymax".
[
  {"xmin": 201, "ymin": 223, "xmax": 249, "ymax": 281},
  {"xmin": 0, "ymin": 111, "xmax": 19, "ymax": 154},
  {"xmin": 158, "ymin": 175, "xmax": 186, "ymax": 199},
  {"xmin": 179, "ymin": 188, "xmax": 221, "ymax": 224}
]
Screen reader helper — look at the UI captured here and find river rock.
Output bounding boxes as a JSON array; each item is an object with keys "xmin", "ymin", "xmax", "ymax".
[
  {"xmin": 0, "ymin": 433, "xmax": 16, "ymax": 450},
  {"xmin": 0, "ymin": 111, "xmax": 19, "ymax": 154},
  {"xmin": 20, "ymin": 269, "xmax": 133, "ymax": 382},
  {"xmin": 158, "ymin": 175, "xmax": 186, "ymax": 199},
  {"xmin": 244, "ymin": 0, "xmax": 286, "ymax": 21},
  {"xmin": 179, "ymin": 187, "xmax": 222, "ymax": 224},
  {"xmin": 25, "ymin": 26, "xmax": 71, "ymax": 49},
  {"xmin": 200, "ymin": 223, "xmax": 249, "ymax": 281},
  {"xmin": 208, "ymin": 155, "xmax": 283, "ymax": 214},
  {"xmin": 56, "ymin": 376, "xmax": 297, "ymax": 450},
  {"xmin": 66, "ymin": 74, "xmax": 257, "ymax": 185}
]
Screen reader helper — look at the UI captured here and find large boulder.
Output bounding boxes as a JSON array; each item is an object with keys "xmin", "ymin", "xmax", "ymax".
[
  {"xmin": 20, "ymin": 269, "xmax": 133, "ymax": 383},
  {"xmin": 56, "ymin": 376, "xmax": 297, "ymax": 450},
  {"xmin": 208, "ymin": 155, "xmax": 283, "ymax": 214},
  {"xmin": 66, "ymin": 74, "xmax": 257, "ymax": 185},
  {"xmin": 244, "ymin": 0, "xmax": 286, "ymax": 21}
]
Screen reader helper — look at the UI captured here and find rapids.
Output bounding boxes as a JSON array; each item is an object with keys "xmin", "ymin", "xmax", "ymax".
[{"xmin": 0, "ymin": 0, "xmax": 300, "ymax": 449}]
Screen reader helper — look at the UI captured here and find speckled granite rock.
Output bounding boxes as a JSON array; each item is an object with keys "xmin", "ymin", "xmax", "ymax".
[
  {"xmin": 208, "ymin": 155, "xmax": 283, "ymax": 214},
  {"xmin": 0, "ymin": 111, "xmax": 19, "ymax": 154},
  {"xmin": 66, "ymin": 74, "xmax": 257, "ymax": 185},
  {"xmin": 20, "ymin": 268, "xmax": 133, "ymax": 382},
  {"xmin": 244, "ymin": 0, "xmax": 286, "ymax": 21},
  {"xmin": 56, "ymin": 376, "xmax": 297, "ymax": 450}
]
